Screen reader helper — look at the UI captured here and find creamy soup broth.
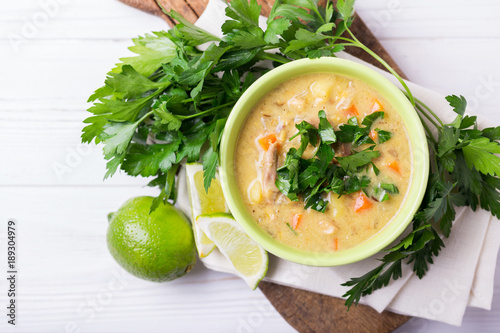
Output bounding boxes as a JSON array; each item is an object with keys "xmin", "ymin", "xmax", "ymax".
[{"xmin": 235, "ymin": 73, "xmax": 412, "ymax": 253}]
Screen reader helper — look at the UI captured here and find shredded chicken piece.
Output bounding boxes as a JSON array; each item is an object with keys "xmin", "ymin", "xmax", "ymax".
[
  {"xmin": 318, "ymin": 220, "xmax": 336, "ymax": 234},
  {"xmin": 334, "ymin": 81, "xmax": 356, "ymax": 111},
  {"xmin": 262, "ymin": 142, "xmax": 279, "ymax": 200}
]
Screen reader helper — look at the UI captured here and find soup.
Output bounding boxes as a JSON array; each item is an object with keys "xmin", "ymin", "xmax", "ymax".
[{"xmin": 235, "ymin": 73, "xmax": 412, "ymax": 253}]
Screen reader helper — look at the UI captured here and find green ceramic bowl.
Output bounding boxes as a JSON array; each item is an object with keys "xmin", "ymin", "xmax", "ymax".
[{"xmin": 219, "ymin": 57, "xmax": 429, "ymax": 266}]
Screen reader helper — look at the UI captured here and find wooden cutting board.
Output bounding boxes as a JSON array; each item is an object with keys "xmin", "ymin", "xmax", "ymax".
[{"xmin": 118, "ymin": 0, "xmax": 410, "ymax": 331}]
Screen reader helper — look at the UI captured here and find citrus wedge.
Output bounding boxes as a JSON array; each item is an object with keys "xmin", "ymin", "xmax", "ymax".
[
  {"xmin": 185, "ymin": 163, "xmax": 227, "ymax": 257},
  {"xmin": 196, "ymin": 213, "xmax": 268, "ymax": 289}
]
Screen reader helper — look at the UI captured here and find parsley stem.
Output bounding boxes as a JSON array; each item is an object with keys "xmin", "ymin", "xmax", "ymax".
[
  {"xmin": 137, "ymin": 110, "xmax": 155, "ymax": 124},
  {"xmin": 328, "ymin": 36, "xmax": 358, "ymax": 43},
  {"xmin": 312, "ymin": 6, "xmax": 325, "ymax": 25},
  {"xmin": 414, "ymin": 97, "xmax": 445, "ymax": 128},
  {"xmin": 343, "ymin": 27, "xmax": 416, "ymax": 106},
  {"xmin": 417, "ymin": 112, "xmax": 437, "ymax": 145},
  {"xmin": 411, "ymin": 97, "xmax": 440, "ymax": 130},
  {"xmin": 337, "ymin": 42, "xmax": 358, "ymax": 48},
  {"xmin": 286, "ymin": 223, "xmax": 298, "ymax": 235},
  {"xmin": 331, "ymin": 35, "xmax": 442, "ymax": 140},
  {"xmin": 178, "ymin": 101, "xmax": 234, "ymax": 119},
  {"xmin": 402, "ymin": 91, "xmax": 444, "ymax": 131},
  {"xmin": 154, "ymin": 0, "xmax": 169, "ymax": 16},
  {"xmin": 149, "ymin": 72, "xmax": 166, "ymax": 82},
  {"xmin": 181, "ymin": 92, "xmax": 219, "ymax": 104},
  {"xmin": 259, "ymin": 52, "xmax": 290, "ymax": 64}
]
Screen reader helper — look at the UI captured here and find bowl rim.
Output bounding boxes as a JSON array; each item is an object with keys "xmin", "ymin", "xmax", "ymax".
[{"xmin": 220, "ymin": 57, "xmax": 429, "ymax": 266}]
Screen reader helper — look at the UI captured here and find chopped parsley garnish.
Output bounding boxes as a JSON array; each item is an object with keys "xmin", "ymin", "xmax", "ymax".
[
  {"xmin": 376, "ymin": 128, "xmax": 392, "ymax": 143},
  {"xmin": 370, "ymin": 183, "xmax": 399, "ymax": 202},
  {"xmin": 275, "ymin": 111, "xmax": 388, "ymax": 213},
  {"xmin": 286, "ymin": 223, "xmax": 298, "ymax": 235}
]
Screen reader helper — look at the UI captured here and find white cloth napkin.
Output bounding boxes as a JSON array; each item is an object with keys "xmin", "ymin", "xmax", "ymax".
[{"xmin": 176, "ymin": 0, "xmax": 500, "ymax": 326}]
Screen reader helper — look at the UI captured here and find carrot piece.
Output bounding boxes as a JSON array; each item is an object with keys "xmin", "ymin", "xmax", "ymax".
[
  {"xmin": 354, "ymin": 192, "xmax": 373, "ymax": 213},
  {"xmin": 369, "ymin": 129, "xmax": 378, "ymax": 141},
  {"xmin": 345, "ymin": 104, "xmax": 358, "ymax": 117},
  {"xmin": 333, "ymin": 238, "xmax": 339, "ymax": 251},
  {"xmin": 292, "ymin": 213, "xmax": 302, "ymax": 230},
  {"xmin": 371, "ymin": 100, "xmax": 383, "ymax": 113},
  {"xmin": 258, "ymin": 133, "xmax": 277, "ymax": 151},
  {"xmin": 387, "ymin": 160, "xmax": 400, "ymax": 174}
]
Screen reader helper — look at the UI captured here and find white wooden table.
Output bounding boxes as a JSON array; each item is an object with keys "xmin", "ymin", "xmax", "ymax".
[{"xmin": 1, "ymin": 0, "xmax": 499, "ymax": 332}]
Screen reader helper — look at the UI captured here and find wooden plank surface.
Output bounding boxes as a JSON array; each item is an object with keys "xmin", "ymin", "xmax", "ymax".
[{"xmin": 116, "ymin": 0, "xmax": 410, "ymax": 332}]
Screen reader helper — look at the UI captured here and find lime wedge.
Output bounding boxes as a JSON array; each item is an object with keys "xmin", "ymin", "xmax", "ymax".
[
  {"xmin": 196, "ymin": 213, "xmax": 268, "ymax": 289},
  {"xmin": 185, "ymin": 163, "xmax": 227, "ymax": 257},
  {"xmin": 193, "ymin": 168, "xmax": 226, "ymax": 214}
]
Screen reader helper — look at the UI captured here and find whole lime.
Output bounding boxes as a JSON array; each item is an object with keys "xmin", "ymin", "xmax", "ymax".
[{"xmin": 107, "ymin": 196, "xmax": 196, "ymax": 282}]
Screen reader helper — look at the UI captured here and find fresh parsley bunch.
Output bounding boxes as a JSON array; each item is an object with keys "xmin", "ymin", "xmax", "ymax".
[
  {"xmin": 82, "ymin": 0, "xmax": 355, "ymax": 210},
  {"xmin": 342, "ymin": 95, "xmax": 500, "ymax": 308},
  {"xmin": 82, "ymin": 0, "xmax": 500, "ymax": 308}
]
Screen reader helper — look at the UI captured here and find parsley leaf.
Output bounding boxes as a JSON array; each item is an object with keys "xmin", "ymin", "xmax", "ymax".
[
  {"xmin": 223, "ymin": 26, "xmax": 266, "ymax": 49},
  {"xmin": 478, "ymin": 175, "xmax": 500, "ymax": 219},
  {"xmin": 445, "ymin": 95, "xmax": 467, "ymax": 116},
  {"xmin": 276, "ymin": 149, "xmax": 300, "ymax": 200},
  {"xmin": 168, "ymin": 10, "xmax": 220, "ymax": 46},
  {"xmin": 209, "ymin": 118, "xmax": 228, "ymax": 151},
  {"xmin": 114, "ymin": 32, "xmax": 178, "ymax": 77},
  {"xmin": 437, "ymin": 126, "xmax": 460, "ymax": 157},
  {"xmin": 285, "ymin": 24, "xmax": 335, "ymax": 53},
  {"xmin": 271, "ymin": 3, "xmax": 314, "ymax": 22},
  {"xmin": 202, "ymin": 146, "xmax": 219, "ymax": 193},
  {"xmin": 224, "ymin": 0, "xmax": 261, "ymax": 27},
  {"xmin": 318, "ymin": 110, "xmax": 337, "ymax": 144},
  {"xmin": 361, "ymin": 111, "xmax": 384, "ymax": 127},
  {"xmin": 291, "ymin": 121, "xmax": 319, "ymax": 155},
  {"xmin": 149, "ymin": 164, "xmax": 179, "ymax": 213},
  {"xmin": 376, "ymin": 129, "xmax": 392, "ymax": 143},
  {"xmin": 344, "ymin": 175, "xmax": 370, "ymax": 194},
  {"xmin": 337, "ymin": 112, "xmax": 382, "ymax": 146},
  {"xmin": 380, "ymin": 183, "xmax": 399, "ymax": 194},
  {"xmin": 336, "ymin": 0, "xmax": 356, "ymax": 21},
  {"xmin": 176, "ymin": 129, "xmax": 209, "ymax": 163},
  {"xmin": 105, "ymin": 65, "xmax": 170, "ymax": 99},
  {"xmin": 298, "ymin": 160, "xmax": 323, "ymax": 190},
  {"xmin": 336, "ymin": 149, "xmax": 380, "ymax": 172},
  {"xmin": 122, "ymin": 141, "xmax": 181, "ymax": 177},
  {"xmin": 482, "ymin": 126, "xmax": 500, "ymax": 141},
  {"xmin": 100, "ymin": 122, "xmax": 138, "ymax": 158},
  {"xmin": 82, "ymin": 91, "xmax": 160, "ymax": 144},
  {"xmin": 462, "ymin": 138, "xmax": 500, "ymax": 177},
  {"xmin": 153, "ymin": 102, "xmax": 182, "ymax": 131},
  {"xmin": 454, "ymin": 151, "xmax": 482, "ymax": 195},
  {"xmin": 264, "ymin": 18, "xmax": 291, "ymax": 44}
]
